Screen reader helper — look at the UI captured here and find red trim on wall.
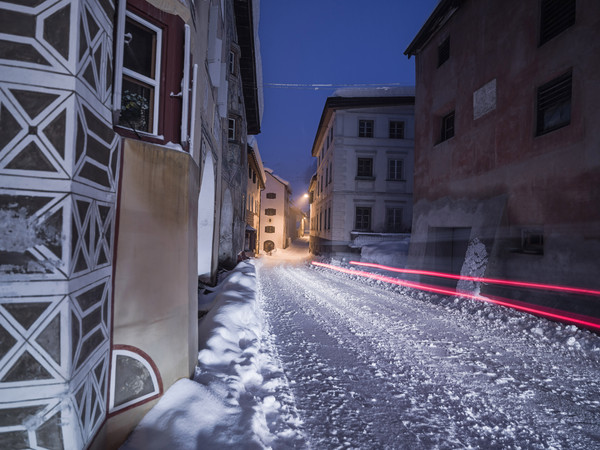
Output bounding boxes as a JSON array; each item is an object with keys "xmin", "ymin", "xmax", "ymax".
[{"xmin": 107, "ymin": 344, "xmax": 164, "ymax": 418}]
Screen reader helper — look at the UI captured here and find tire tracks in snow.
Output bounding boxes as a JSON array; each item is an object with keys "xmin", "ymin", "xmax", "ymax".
[{"xmin": 258, "ymin": 261, "xmax": 600, "ymax": 449}]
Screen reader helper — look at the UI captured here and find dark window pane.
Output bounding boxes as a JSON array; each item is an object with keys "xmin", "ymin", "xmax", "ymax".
[
  {"xmin": 540, "ymin": 0, "xmax": 576, "ymax": 45},
  {"xmin": 123, "ymin": 17, "xmax": 157, "ymax": 78},
  {"xmin": 536, "ymin": 71, "xmax": 572, "ymax": 135},
  {"xmin": 438, "ymin": 37, "xmax": 450, "ymax": 67},
  {"xmin": 359, "ymin": 120, "xmax": 373, "ymax": 137},
  {"xmin": 441, "ymin": 111, "xmax": 455, "ymax": 142},
  {"xmin": 389, "ymin": 121, "xmax": 405, "ymax": 139},
  {"xmin": 388, "ymin": 159, "xmax": 403, "ymax": 180},
  {"xmin": 355, "ymin": 207, "xmax": 371, "ymax": 231},
  {"xmin": 119, "ymin": 77, "xmax": 153, "ymax": 132},
  {"xmin": 357, "ymin": 158, "xmax": 373, "ymax": 177},
  {"xmin": 386, "ymin": 208, "xmax": 403, "ymax": 232},
  {"xmin": 265, "ymin": 208, "xmax": 276, "ymax": 216}
]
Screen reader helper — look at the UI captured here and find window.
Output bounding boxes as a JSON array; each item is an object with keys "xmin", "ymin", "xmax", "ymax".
[
  {"xmin": 252, "ymin": 171, "xmax": 256, "ymax": 183},
  {"xmin": 118, "ymin": 12, "xmax": 162, "ymax": 133},
  {"xmin": 266, "ymin": 192, "xmax": 276, "ymax": 199},
  {"xmin": 265, "ymin": 226, "xmax": 275, "ymax": 233},
  {"xmin": 357, "ymin": 157, "xmax": 373, "ymax": 178},
  {"xmin": 228, "ymin": 51, "xmax": 236, "ymax": 74},
  {"xmin": 319, "ymin": 211, "xmax": 322, "ymax": 231},
  {"xmin": 248, "ymin": 167, "xmax": 252, "ymax": 179},
  {"xmin": 388, "ymin": 159, "xmax": 404, "ymax": 180},
  {"xmin": 521, "ymin": 228, "xmax": 544, "ymax": 255},
  {"xmin": 440, "ymin": 111, "xmax": 455, "ymax": 142},
  {"xmin": 327, "ymin": 207, "xmax": 331, "ymax": 230},
  {"xmin": 540, "ymin": 0, "xmax": 576, "ymax": 46},
  {"xmin": 320, "ymin": 175, "xmax": 323, "ymax": 192},
  {"xmin": 389, "ymin": 121, "xmax": 405, "ymax": 139},
  {"xmin": 438, "ymin": 37, "xmax": 450, "ymax": 67},
  {"xmin": 536, "ymin": 71, "xmax": 572, "ymax": 136},
  {"xmin": 329, "ymin": 162, "xmax": 332, "ymax": 184},
  {"xmin": 115, "ymin": 1, "xmax": 186, "ymax": 143},
  {"xmin": 228, "ymin": 118, "xmax": 236, "ymax": 141},
  {"xmin": 386, "ymin": 208, "xmax": 403, "ymax": 233},
  {"xmin": 355, "ymin": 207, "xmax": 371, "ymax": 231},
  {"xmin": 358, "ymin": 120, "xmax": 374, "ymax": 137},
  {"xmin": 265, "ymin": 208, "xmax": 276, "ymax": 216}
]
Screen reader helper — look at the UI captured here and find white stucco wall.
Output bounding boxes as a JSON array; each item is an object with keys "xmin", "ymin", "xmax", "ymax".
[
  {"xmin": 260, "ymin": 171, "xmax": 287, "ymax": 250},
  {"xmin": 312, "ymin": 104, "xmax": 415, "ymax": 248}
]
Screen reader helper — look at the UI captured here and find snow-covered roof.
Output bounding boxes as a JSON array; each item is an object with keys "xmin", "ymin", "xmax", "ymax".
[
  {"xmin": 264, "ymin": 168, "xmax": 290, "ymax": 188},
  {"xmin": 333, "ymin": 86, "xmax": 415, "ymax": 98}
]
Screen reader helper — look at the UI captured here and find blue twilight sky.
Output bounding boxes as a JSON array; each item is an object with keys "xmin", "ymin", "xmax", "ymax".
[{"xmin": 257, "ymin": 0, "xmax": 440, "ymax": 204}]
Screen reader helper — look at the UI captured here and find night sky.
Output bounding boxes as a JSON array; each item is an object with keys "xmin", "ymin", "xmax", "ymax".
[{"xmin": 257, "ymin": 0, "xmax": 440, "ymax": 205}]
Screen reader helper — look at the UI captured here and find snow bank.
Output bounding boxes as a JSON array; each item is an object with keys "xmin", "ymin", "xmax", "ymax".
[
  {"xmin": 122, "ymin": 260, "xmax": 303, "ymax": 450},
  {"xmin": 360, "ymin": 237, "xmax": 410, "ymax": 268}
]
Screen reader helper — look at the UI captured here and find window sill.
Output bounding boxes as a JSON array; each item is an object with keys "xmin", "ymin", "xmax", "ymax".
[
  {"xmin": 509, "ymin": 248, "xmax": 544, "ymax": 256},
  {"xmin": 535, "ymin": 122, "xmax": 570, "ymax": 137},
  {"xmin": 115, "ymin": 125, "xmax": 166, "ymax": 144},
  {"xmin": 355, "ymin": 176, "xmax": 375, "ymax": 181},
  {"xmin": 385, "ymin": 178, "xmax": 406, "ymax": 182}
]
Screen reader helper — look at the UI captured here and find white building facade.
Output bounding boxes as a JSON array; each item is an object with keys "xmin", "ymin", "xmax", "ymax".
[
  {"xmin": 310, "ymin": 89, "xmax": 415, "ymax": 256},
  {"xmin": 260, "ymin": 169, "xmax": 290, "ymax": 252}
]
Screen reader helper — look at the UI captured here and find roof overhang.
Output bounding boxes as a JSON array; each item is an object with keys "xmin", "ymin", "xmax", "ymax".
[
  {"xmin": 404, "ymin": 0, "xmax": 463, "ymax": 58},
  {"xmin": 234, "ymin": 0, "xmax": 261, "ymax": 134}
]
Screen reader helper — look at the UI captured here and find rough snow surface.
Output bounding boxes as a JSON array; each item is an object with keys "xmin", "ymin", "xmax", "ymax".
[
  {"xmin": 257, "ymin": 240, "xmax": 600, "ymax": 449},
  {"xmin": 121, "ymin": 260, "xmax": 305, "ymax": 449},
  {"xmin": 124, "ymin": 239, "xmax": 600, "ymax": 449}
]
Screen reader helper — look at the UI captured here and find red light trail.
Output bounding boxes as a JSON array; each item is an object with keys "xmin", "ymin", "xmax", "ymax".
[
  {"xmin": 348, "ymin": 261, "xmax": 600, "ymax": 297},
  {"xmin": 311, "ymin": 261, "xmax": 600, "ymax": 331}
]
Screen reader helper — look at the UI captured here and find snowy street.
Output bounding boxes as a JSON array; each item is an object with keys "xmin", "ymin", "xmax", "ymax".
[
  {"xmin": 123, "ymin": 239, "xmax": 600, "ymax": 450},
  {"xmin": 257, "ymin": 240, "xmax": 600, "ymax": 449}
]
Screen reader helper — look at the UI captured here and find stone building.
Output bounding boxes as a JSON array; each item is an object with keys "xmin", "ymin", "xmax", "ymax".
[
  {"xmin": 404, "ymin": 0, "xmax": 600, "ymax": 319},
  {"xmin": 309, "ymin": 88, "xmax": 415, "ymax": 257},
  {"xmin": 0, "ymin": 0, "xmax": 262, "ymax": 448}
]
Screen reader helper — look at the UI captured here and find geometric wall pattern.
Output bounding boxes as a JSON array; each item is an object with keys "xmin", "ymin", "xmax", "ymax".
[{"xmin": 0, "ymin": 0, "xmax": 118, "ymax": 447}]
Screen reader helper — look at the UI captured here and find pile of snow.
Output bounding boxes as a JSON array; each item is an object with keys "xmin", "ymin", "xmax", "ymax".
[
  {"xmin": 360, "ymin": 236, "xmax": 410, "ymax": 268},
  {"xmin": 456, "ymin": 237, "xmax": 488, "ymax": 295},
  {"xmin": 121, "ymin": 260, "xmax": 304, "ymax": 449}
]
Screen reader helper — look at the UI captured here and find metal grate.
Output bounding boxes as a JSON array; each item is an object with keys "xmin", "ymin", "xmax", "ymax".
[
  {"xmin": 536, "ymin": 71, "xmax": 572, "ymax": 135},
  {"xmin": 540, "ymin": 0, "xmax": 576, "ymax": 45}
]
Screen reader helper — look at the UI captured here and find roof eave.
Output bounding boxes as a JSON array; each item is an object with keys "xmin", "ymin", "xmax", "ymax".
[
  {"xmin": 404, "ymin": 0, "xmax": 462, "ymax": 57},
  {"xmin": 234, "ymin": 0, "xmax": 261, "ymax": 134}
]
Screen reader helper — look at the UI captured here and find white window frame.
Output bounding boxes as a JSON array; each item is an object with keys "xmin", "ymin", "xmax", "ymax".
[
  {"xmin": 228, "ymin": 117, "xmax": 236, "ymax": 141},
  {"xmin": 388, "ymin": 159, "xmax": 404, "ymax": 180},
  {"xmin": 114, "ymin": 7, "xmax": 163, "ymax": 136},
  {"xmin": 228, "ymin": 51, "xmax": 235, "ymax": 74}
]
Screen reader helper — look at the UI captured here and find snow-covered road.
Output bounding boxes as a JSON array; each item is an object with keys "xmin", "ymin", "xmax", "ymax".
[{"xmin": 257, "ymin": 243, "xmax": 600, "ymax": 449}]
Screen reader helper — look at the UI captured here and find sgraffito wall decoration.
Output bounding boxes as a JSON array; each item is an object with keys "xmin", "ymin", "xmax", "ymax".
[{"xmin": 0, "ymin": 0, "xmax": 118, "ymax": 448}]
